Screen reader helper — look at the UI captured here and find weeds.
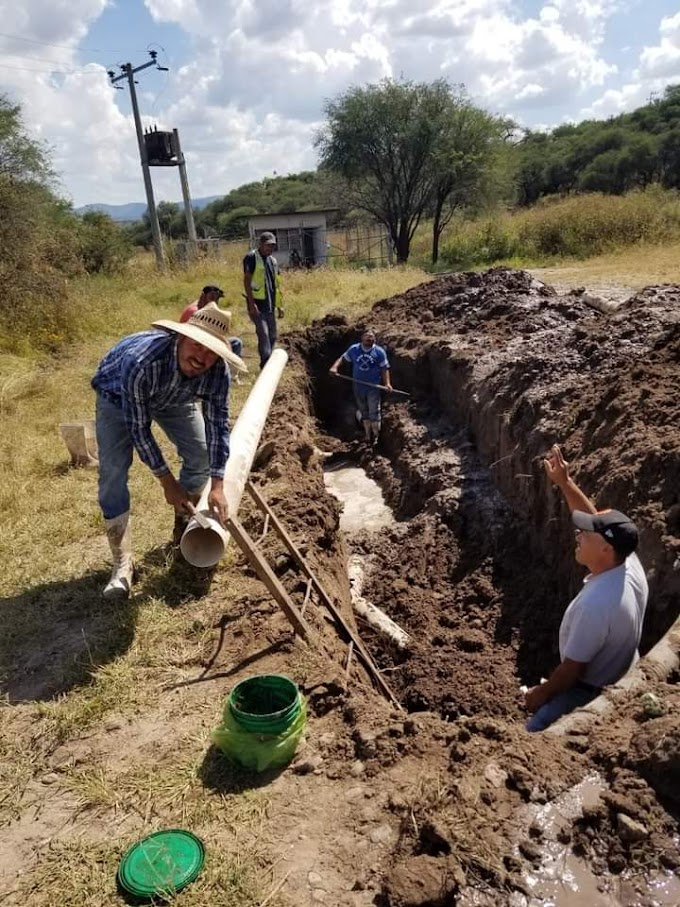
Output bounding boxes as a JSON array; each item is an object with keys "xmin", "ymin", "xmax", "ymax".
[
  {"xmin": 435, "ymin": 187, "xmax": 680, "ymax": 269},
  {"xmin": 0, "ymin": 258, "xmax": 423, "ymax": 902}
]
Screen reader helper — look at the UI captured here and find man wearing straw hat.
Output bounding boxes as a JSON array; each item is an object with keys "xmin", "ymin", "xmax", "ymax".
[{"xmin": 92, "ymin": 303, "xmax": 247, "ymax": 600}]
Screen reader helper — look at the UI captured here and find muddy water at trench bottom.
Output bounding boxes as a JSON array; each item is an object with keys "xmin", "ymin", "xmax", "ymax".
[{"xmin": 323, "ymin": 464, "xmax": 395, "ymax": 533}]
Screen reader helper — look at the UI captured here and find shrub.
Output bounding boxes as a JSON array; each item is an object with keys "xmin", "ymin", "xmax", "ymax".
[
  {"xmin": 0, "ymin": 179, "xmax": 77, "ymax": 352},
  {"xmin": 515, "ymin": 188, "xmax": 680, "ymax": 258},
  {"xmin": 438, "ymin": 186, "xmax": 680, "ymax": 267},
  {"xmin": 78, "ymin": 211, "xmax": 133, "ymax": 275}
]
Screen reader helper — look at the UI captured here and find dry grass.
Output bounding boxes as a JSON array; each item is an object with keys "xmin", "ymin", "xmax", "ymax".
[
  {"xmin": 8, "ymin": 835, "xmax": 276, "ymax": 907},
  {"xmin": 530, "ymin": 239, "xmax": 680, "ymax": 291},
  {"xmin": 0, "ymin": 256, "xmax": 425, "ymax": 904},
  {"xmin": 429, "ymin": 187, "xmax": 680, "ymax": 270}
]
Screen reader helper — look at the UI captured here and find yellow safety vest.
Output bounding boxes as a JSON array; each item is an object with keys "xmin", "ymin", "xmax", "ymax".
[{"xmin": 250, "ymin": 250, "xmax": 282, "ymax": 303}]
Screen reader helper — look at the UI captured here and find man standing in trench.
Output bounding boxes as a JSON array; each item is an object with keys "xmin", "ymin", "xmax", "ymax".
[
  {"xmin": 92, "ymin": 303, "xmax": 246, "ymax": 600},
  {"xmin": 524, "ymin": 444, "xmax": 648, "ymax": 731},
  {"xmin": 243, "ymin": 231, "xmax": 283, "ymax": 369},
  {"xmin": 329, "ymin": 327, "xmax": 392, "ymax": 444}
]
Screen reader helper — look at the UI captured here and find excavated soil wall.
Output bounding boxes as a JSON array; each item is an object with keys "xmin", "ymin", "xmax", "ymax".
[
  {"xmin": 261, "ymin": 270, "xmax": 679, "ymax": 900},
  {"xmin": 295, "ymin": 270, "xmax": 679, "ymax": 685}
]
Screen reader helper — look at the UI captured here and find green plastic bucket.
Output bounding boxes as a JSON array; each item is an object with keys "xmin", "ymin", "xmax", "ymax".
[{"xmin": 229, "ymin": 674, "xmax": 301, "ymax": 735}]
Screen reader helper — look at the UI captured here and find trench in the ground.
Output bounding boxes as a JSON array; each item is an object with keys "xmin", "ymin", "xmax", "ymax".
[
  {"xmin": 305, "ymin": 326, "xmax": 675, "ymax": 723},
  {"xmin": 309, "ymin": 335, "xmax": 580, "ymax": 722},
  {"xmin": 303, "ymin": 330, "xmax": 680, "ymax": 906}
]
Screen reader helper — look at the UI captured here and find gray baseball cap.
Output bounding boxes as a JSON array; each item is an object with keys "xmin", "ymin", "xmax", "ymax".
[{"xmin": 259, "ymin": 231, "xmax": 277, "ymax": 245}]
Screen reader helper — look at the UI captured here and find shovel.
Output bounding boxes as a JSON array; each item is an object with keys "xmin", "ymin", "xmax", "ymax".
[{"xmin": 331, "ymin": 373, "xmax": 410, "ymax": 397}]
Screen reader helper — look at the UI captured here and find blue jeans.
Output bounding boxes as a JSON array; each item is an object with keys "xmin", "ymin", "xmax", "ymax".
[
  {"xmin": 526, "ymin": 685, "xmax": 599, "ymax": 732},
  {"xmin": 96, "ymin": 394, "xmax": 209, "ymax": 520},
  {"xmin": 250, "ymin": 307, "xmax": 277, "ymax": 368},
  {"xmin": 354, "ymin": 387, "xmax": 382, "ymax": 422}
]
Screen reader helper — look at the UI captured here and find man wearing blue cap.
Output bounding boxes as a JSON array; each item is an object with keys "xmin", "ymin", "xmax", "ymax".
[{"xmin": 525, "ymin": 444, "xmax": 648, "ymax": 731}]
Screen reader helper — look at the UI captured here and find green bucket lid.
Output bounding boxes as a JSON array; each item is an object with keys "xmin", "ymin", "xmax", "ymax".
[{"xmin": 117, "ymin": 829, "xmax": 205, "ymax": 899}]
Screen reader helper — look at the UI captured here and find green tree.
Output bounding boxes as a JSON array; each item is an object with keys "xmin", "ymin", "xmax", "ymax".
[
  {"xmin": 429, "ymin": 96, "xmax": 514, "ymax": 263},
  {"xmin": 0, "ymin": 96, "xmax": 52, "ymax": 182},
  {"xmin": 155, "ymin": 200, "xmax": 183, "ymax": 237},
  {"xmin": 317, "ymin": 79, "xmax": 457, "ymax": 263},
  {"xmin": 514, "ymin": 83, "xmax": 680, "ymax": 203},
  {"xmin": 0, "ymin": 95, "xmax": 80, "ymax": 349},
  {"xmin": 78, "ymin": 211, "xmax": 132, "ymax": 274},
  {"xmin": 215, "ymin": 205, "xmax": 257, "ymax": 238}
]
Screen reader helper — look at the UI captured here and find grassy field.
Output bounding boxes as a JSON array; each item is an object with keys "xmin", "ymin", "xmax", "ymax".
[
  {"xmin": 0, "ymin": 255, "xmax": 425, "ymax": 905},
  {"xmin": 529, "ymin": 240, "xmax": 680, "ymax": 290},
  {"xmin": 408, "ymin": 187, "xmax": 680, "ymax": 274},
  {"xmin": 0, "ymin": 239, "xmax": 676, "ymax": 904}
]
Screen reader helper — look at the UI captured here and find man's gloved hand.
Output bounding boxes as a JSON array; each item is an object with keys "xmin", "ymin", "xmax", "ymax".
[{"xmin": 277, "ymin": 306, "xmax": 285, "ymax": 319}]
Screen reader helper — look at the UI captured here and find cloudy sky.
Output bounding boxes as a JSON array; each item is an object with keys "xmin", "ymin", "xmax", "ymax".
[{"xmin": 1, "ymin": 0, "xmax": 679, "ymax": 207}]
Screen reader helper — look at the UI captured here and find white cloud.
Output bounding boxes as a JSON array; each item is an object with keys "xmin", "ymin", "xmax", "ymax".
[
  {"xmin": 0, "ymin": 0, "xmax": 639, "ymax": 204},
  {"xmin": 639, "ymin": 11, "xmax": 680, "ymax": 80},
  {"xmin": 578, "ymin": 81, "xmax": 647, "ymax": 119},
  {"xmin": 580, "ymin": 10, "xmax": 680, "ymax": 120}
]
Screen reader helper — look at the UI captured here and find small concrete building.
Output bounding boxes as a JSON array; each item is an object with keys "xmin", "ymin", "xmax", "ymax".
[{"xmin": 247, "ymin": 210, "xmax": 337, "ymax": 267}]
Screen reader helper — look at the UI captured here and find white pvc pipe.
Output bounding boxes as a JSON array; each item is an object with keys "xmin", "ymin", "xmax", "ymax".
[
  {"xmin": 348, "ymin": 555, "xmax": 411, "ymax": 649},
  {"xmin": 180, "ymin": 349, "xmax": 289, "ymax": 567}
]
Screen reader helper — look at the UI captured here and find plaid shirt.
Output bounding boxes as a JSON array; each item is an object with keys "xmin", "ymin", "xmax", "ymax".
[{"xmin": 92, "ymin": 330, "xmax": 230, "ymax": 478}]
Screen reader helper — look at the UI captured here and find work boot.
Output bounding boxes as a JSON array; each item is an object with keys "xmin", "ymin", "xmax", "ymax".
[
  {"xmin": 369, "ymin": 421, "xmax": 381, "ymax": 446},
  {"xmin": 172, "ymin": 511, "xmax": 190, "ymax": 547},
  {"xmin": 103, "ymin": 511, "xmax": 135, "ymax": 600}
]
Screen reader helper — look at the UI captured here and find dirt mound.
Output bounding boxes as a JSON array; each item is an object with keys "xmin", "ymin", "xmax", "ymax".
[
  {"xmin": 295, "ymin": 267, "xmax": 679, "ymax": 659},
  {"xmin": 628, "ymin": 714, "xmax": 680, "ymax": 808},
  {"xmin": 280, "ymin": 266, "xmax": 680, "ymax": 897}
]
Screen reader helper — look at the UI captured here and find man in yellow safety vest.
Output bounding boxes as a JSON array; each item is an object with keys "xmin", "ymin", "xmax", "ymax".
[{"xmin": 243, "ymin": 231, "xmax": 283, "ymax": 369}]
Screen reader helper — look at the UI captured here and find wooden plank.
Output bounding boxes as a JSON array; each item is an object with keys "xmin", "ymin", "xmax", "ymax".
[
  {"xmin": 246, "ymin": 481, "xmax": 402, "ymax": 708},
  {"xmin": 226, "ymin": 515, "xmax": 314, "ymax": 641}
]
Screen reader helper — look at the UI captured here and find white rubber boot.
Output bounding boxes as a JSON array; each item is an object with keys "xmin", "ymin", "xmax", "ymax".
[{"xmin": 103, "ymin": 512, "xmax": 134, "ymax": 600}]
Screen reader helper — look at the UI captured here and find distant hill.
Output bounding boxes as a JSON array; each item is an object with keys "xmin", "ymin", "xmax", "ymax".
[{"xmin": 75, "ymin": 196, "xmax": 221, "ymax": 222}]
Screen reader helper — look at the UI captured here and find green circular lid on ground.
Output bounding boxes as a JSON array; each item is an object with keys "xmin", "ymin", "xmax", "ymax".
[{"xmin": 117, "ymin": 829, "xmax": 205, "ymax": 899}]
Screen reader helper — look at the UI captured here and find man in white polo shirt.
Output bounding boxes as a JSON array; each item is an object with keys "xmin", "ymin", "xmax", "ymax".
[{"xmin": 525, "ymin": 444, "xmax": 648, "ymax": 732}]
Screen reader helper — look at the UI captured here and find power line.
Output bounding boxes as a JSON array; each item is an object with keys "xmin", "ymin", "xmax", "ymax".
[
  {"xmin": 0, "ymin": 62, "xmax": 103, "ymax": 74},
  {"xmin": 0, "ymin": 30, "xmax": 147, "ymax": 54},
  {"xmin": 1, "ymin": 51, "xmax": 103, "ymax": 66}
]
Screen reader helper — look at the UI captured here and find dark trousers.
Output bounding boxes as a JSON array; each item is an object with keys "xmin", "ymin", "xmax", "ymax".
[{"xmin": 250, "ymin": 305, "xmax": 277, "ymax": 368}]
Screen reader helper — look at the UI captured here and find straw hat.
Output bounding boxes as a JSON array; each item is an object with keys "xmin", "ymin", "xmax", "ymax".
[{"xmin": 153, "ymin": 303, "xmax": 247, "ymax": 373}]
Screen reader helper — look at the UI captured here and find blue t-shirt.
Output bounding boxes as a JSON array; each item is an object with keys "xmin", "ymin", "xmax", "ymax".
[{"xmin": 342, "ymin": 343, "xmax": 389, "ymax": 385}]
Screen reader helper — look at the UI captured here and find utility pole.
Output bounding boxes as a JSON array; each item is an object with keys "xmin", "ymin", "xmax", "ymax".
[
  {"xmin": 173, "ymin": 129, "xmax": 198, "ymax": 249},
  {"xmin": 109, "ymin": 53, "xmax": 168, "ymax": 271}
]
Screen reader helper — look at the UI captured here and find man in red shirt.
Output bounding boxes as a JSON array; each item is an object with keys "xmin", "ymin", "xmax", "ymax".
[
  {"xmin": 179, "ymin": 285, "xmax": 224, "ymax": 323},
  {"xmin": 180, "ymin": 286, "xmax": 243, "ymax": 377}
]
